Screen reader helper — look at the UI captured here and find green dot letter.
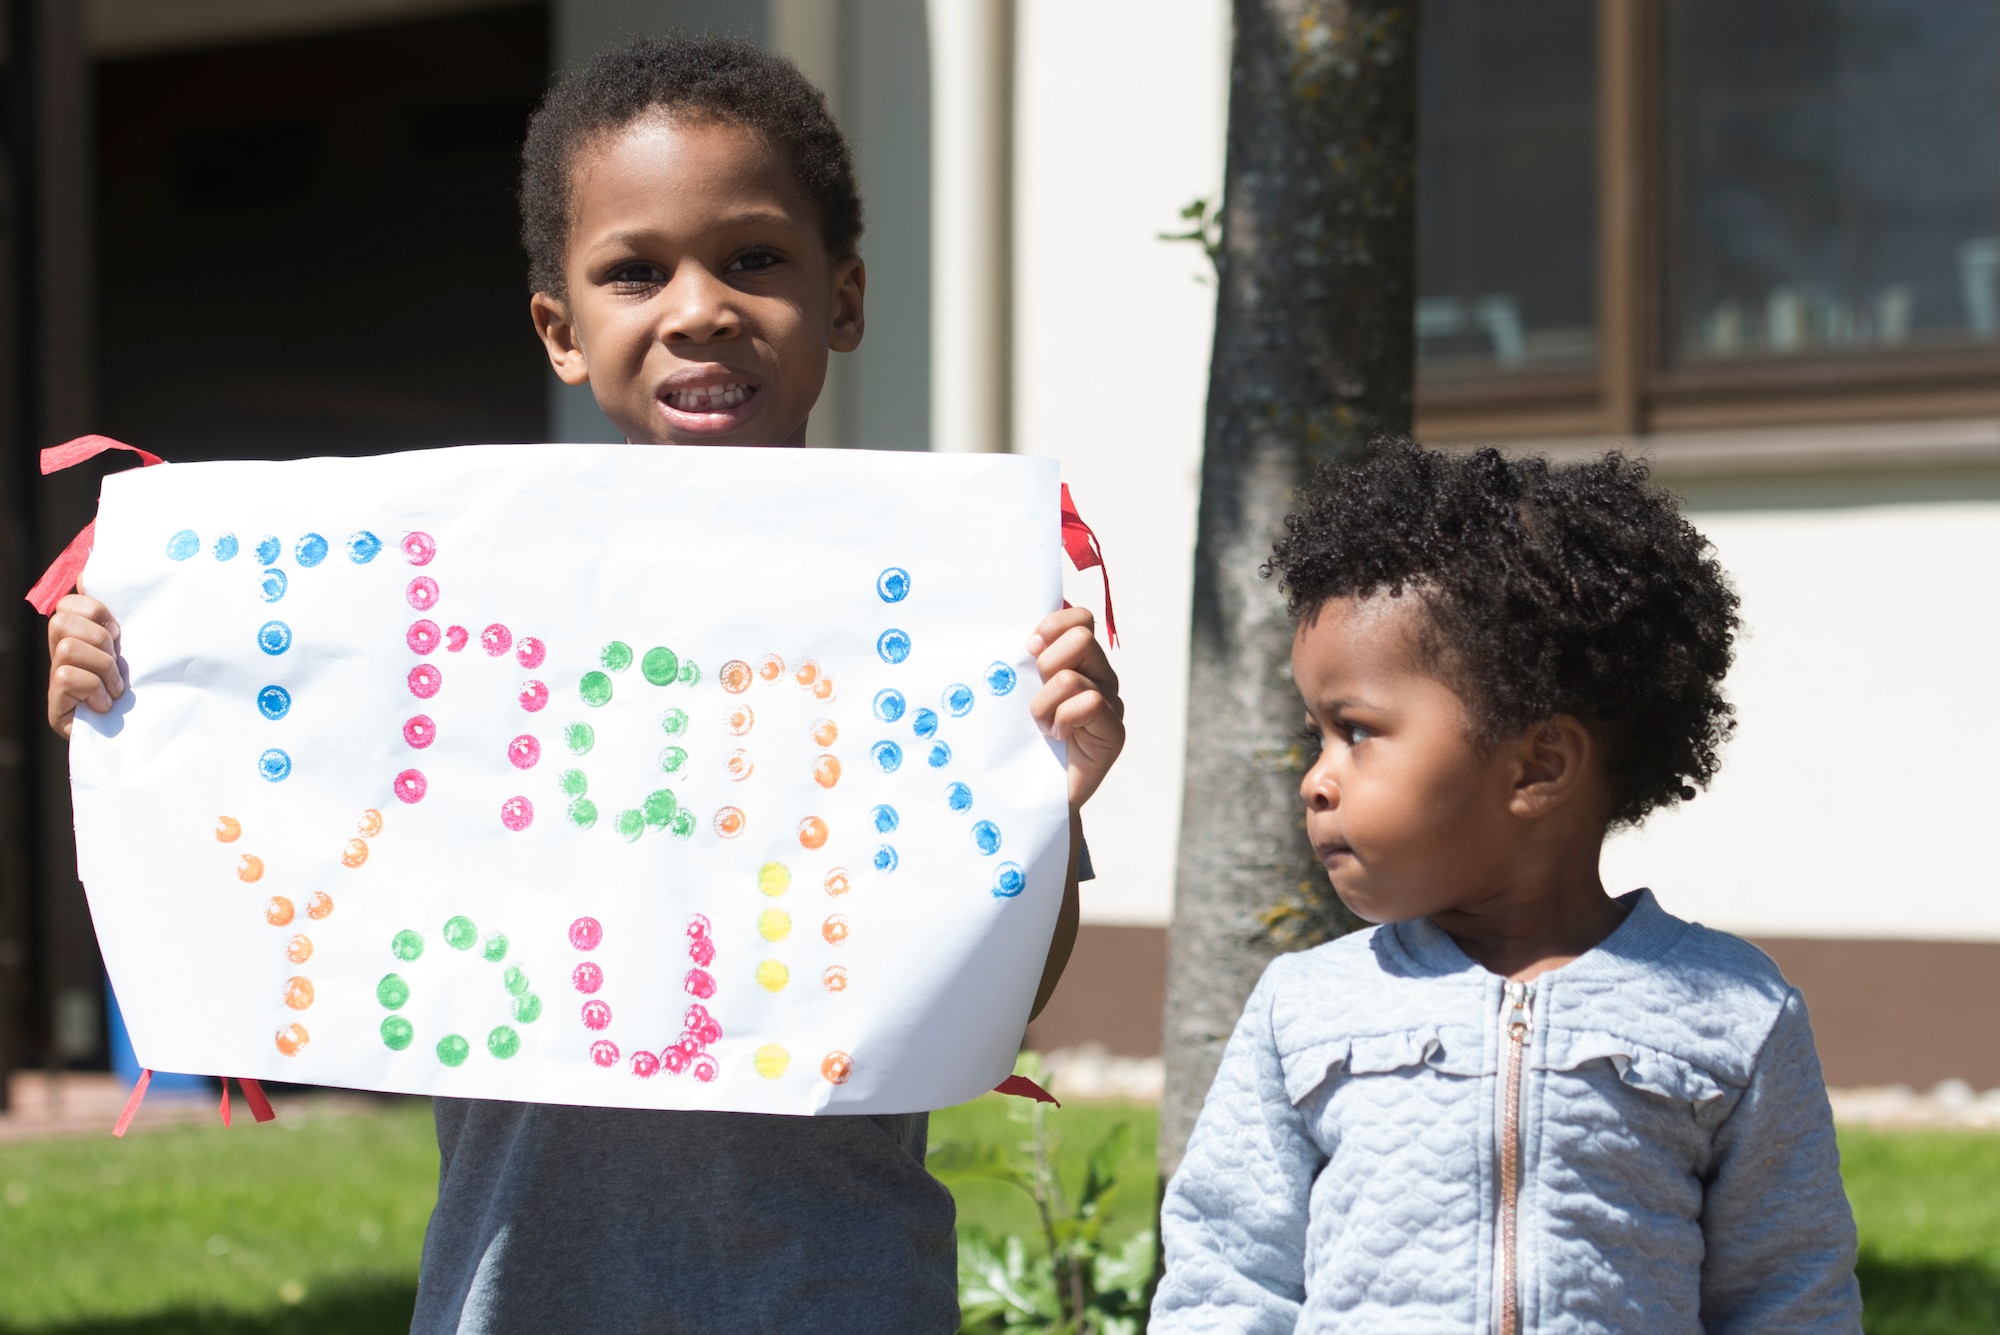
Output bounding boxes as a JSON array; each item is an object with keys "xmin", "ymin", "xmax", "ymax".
[
  {"xmin": 443, "ymin": 916, "xmax": 477, "ymax": 951},
  {"xmin": 642, "ymin": 646, "xmax": 680, "ymax": 686}
]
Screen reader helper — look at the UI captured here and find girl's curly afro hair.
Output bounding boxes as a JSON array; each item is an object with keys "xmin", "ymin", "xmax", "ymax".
[
  {"xmin": 1266, "ymin": 438, "xmax": 1740, "ymax": 827},
  {"xmin": 519, "ymin": 32, "xmax": 863, "ymax": 298}
]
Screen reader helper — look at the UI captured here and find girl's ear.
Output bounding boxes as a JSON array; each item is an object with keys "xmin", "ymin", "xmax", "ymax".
[
  {"xmin": 530, "ymin": 292, "xmax": 591, "ymax": 386},
  {"xmin": 1507, "ymin": 715, "xmax": 1597, "ymax": 820},
  {"xmin": 829, "ymin": 255, "xmax": 866, "ymax": 354}
]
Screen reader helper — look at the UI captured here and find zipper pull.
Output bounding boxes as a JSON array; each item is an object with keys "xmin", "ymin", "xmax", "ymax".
[{"xmin": 1505, "ymin": 981, "xmax": 1535, "ymax": 1041}]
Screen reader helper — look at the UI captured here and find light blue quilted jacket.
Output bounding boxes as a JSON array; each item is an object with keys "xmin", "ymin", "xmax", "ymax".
[{"xmin": 1153, "ymin": 890, "xmax": 1861, "ymax": 1333}]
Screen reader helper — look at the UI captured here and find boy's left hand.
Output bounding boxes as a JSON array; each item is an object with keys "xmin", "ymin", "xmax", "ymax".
[{"xmin": 1028, "ymin": 607, "xmax": 1124, "ymax": 807}]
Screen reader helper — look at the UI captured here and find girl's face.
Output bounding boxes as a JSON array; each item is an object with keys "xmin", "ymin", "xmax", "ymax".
[
  {"xmin": 1293, "ymin": 594, "xmax": 1526, "ymax": 925},
  {"xmin": 531, "ymin": 116, "xmax": 865, "ymax": 446}
]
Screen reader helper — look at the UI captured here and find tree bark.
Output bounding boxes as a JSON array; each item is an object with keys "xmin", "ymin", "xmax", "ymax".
[{"xmin": 1159, "ymin": 0, "xmax": 1417, "ymax": 1178}]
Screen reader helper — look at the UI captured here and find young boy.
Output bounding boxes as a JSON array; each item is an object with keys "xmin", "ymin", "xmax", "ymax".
[{"xmin": 45, "ymin": 35, "xmax": 1124, "ymax": 1333}]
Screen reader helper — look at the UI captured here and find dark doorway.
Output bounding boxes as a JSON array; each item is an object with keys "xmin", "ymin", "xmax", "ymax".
[{"xmin": 94, "ymin": 3, "xmax": 551, "ymax": 460}]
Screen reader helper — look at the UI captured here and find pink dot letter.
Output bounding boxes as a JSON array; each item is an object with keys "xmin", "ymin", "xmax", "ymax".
[
  {"xmin": 444, "ymin": 625, "xmax": 469, "ymax": 652},
  {"xmin": 581, "ymin": 999, "xmax": 611, "ymax": 1031},
  {"xmin": 408, "ymin": 664, "xmax": 442, "ymax": 699},
  {"xmin": 590, "ymin": 1040, "xmax": 620, "ymax": 1068},
  {"xmin": 692, "ymin": 1055, "xmax": 718, "ymax": 1083},
  {"xmin": 518, "ymin": 680, "xmax": 549, "ymax": 713},
  {"xmin": 394, "ymin": 769, "xmax": 428, "ymax": 804},
  {"xmin": 687, "ymin": 936, "xmax": 714, "ymax": 968},
  {"xmin": 569, "ymin": 917, "xmax": 603, "ymax": 951},
  {"xmin": 631, "ymin": 1051, "xmax": 660, "ymax": 1078},
  {"xmin": 481, "ymin": 623, "xmax": 512, "ymax": 657},
  {"xmin": 684, "ymin": 968, "xmax": 715, "ymax": 1000},
  {"xmin": 403, "ymin": 531, "xmax": 436, "ymax": 565},
  {"xmin": 686, "ymin": 914, "xmax": 711, "ymax": 942},
  {"xmin": 499, "ymin": 796, "xmax": 533, "ymax": 831},
  {"xmin": 406, "ymin": 576, "xmax": 439, "ymax": 611},
  {"xmin": 508, "ymin": 735, "xmax": 541, "ymax": 769},
  {"xmin": 403, "ymin": 715, "xmax": 436, "ymax": 749},
  {"xmin": 407, "ymin": 620, "xmax": 440, "ymax": 655},
  {"xmin": 516, "ymin": 637, "xmax": 546, "ymax": 669},
  {"xmin": 572, "ymin": 962, "xmax": 603, "ymax": 994}
]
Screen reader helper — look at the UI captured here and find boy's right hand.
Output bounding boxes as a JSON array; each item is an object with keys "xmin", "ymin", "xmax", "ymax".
[{"xmin": 47, "ymin": 592, "xmax": 125, "ymax": 738}]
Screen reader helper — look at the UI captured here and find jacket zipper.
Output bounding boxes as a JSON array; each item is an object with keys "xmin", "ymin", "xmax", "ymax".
[{"xmin": 1497, "ymin": 980, "xmax": 1536, "ymax": 1335}]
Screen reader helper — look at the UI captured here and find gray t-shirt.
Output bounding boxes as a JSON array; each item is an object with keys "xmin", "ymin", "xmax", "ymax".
[{"xmin": 411, "ymin": 1099, "xmax": 958, "ymax": 1333}]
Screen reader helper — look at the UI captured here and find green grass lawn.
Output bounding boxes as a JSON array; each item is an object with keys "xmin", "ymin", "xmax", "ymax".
[
  {"xmin": 1842, "ymin": 1128, "xmax": 2000, "ymax": 1335},
  {"xmin": 0, "ymin": 1098, "xmax": 1992, "ymax": 1333}
]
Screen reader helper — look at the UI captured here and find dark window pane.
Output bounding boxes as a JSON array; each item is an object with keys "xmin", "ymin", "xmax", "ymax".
[
  {"xmin": 1666, "ymin": 0, "xmax": 2000, "ymax": 364},
  {"xmin": 1418, "ymin": 0, "xmax": 1598, "ymax": 382}
]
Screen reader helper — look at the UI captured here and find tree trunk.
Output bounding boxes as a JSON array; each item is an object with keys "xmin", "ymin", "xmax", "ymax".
[{"xmin": 1159, "ymin": 0, "xmax": 1418, "ymax": 1179}]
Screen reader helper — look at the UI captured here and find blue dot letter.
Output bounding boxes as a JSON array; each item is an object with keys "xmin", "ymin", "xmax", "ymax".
[
  {"xmin": 877, "ymin": 629, "xmax": 911, "ymax": 664},
  {"xmin": 912, "ymin": 708, "xmax": 938, "ymax": 740},
  {"xmin": 258, "ymin": 748, "xmax": 293, "ymax": 782},
  {"xmin": 873, "ymin": 689, "xmax": 906, "ymax": 723},
  {"xmin": 257, "ymin": 685, "xmax": 291, "ymax": 720},
  {"xmin": 260, "ymin": 568, "xmax": 288, "ymax": 602},
  {"xmin": 945, "ymin": 782, "xmax": 973, "ymax": 812},
  {"xmin": 256, "ymin": 535, "xmax": 281, "ymax": 564},
  {"xmin": 871, "ymin": 804, "xmax": 899, "ymax": 833},
  {"xmin": 871, "ymin": 740, "xmax": 904, "ymax": 773},
  {"xmin": 972, "ymin": 821, "xmax": 1002, "ymax": 855},
  {"xmin": 257, "ymin": 621, "xmax": 292, "ymax": 655},
  {"xmin": 212, "ymin": 534, "xmax": 239, "ymax": 561},
  {"xmin": 166, "ymin": 530, "xmax": 199, "ymax": 561},
  {"xmin": 876, "ymin": 567, "xmax": 911, "ymax": 603},
  {"xmin": 348, "ymin": 531, "xmax": 383, "ymax": 563},
  {"xmin": 993, "ymin": 863, "xmax": 1026, "ymax": 898}
]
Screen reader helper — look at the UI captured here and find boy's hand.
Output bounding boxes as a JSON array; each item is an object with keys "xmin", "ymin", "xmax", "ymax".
[
  {"xmin": 1028, "ymin": 606, "xmax": 1124, "ymax": 807},
  {"xmin": 47, "ymin": 591, "xmax": 125, "ymax": 739}
]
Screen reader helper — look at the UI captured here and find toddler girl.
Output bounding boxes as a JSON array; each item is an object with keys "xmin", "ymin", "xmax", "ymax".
[{"xmin": 1151, "ymin": 440, "xmax": 1859, "ymax": 1333}]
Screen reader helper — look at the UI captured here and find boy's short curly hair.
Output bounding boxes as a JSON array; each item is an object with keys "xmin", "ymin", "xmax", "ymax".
[
  {"xmin": 1266, "ymin": 438, "xmax": 1740, "ymax": 827},
  {"xmin": 519, "ymin": 33, "xmax": 864, "ymax": 297}
]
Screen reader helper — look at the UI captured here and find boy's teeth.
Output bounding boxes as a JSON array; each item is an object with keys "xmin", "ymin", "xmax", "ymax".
[{"xmin": 667, "ymin": 383, "xmax": 752, "ymax": 410}]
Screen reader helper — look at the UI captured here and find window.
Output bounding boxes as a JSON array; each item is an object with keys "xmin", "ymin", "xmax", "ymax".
[
  {"xmin": 1666, "ymin": 1, "xmax": 2000, "ymax": 365},
  {"xmin": 1418, "ymin": 0, "xmax": 1599, "ymax": 386},
  {"xmin": 1416, "ymin": 0, "xmax": 2000, "ymax": 440}
]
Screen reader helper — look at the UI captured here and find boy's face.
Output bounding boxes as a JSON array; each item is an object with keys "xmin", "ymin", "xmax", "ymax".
[
  {"xmin": 531, "ymin": 116, "xmax": 864, "ymax": 446},
  {"xmin": 1292, "ymin": 595, "xmax": 1533, "ymax": 927}
]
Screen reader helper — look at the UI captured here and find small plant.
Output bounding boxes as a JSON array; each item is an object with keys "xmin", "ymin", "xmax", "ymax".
[
  {"xmin": 932, "ymin": 1056, "xmax": 1155, "ymax": 1334},
  {"xmin": 1158, "ymin": 195, "xmax": 1224, "ymax": 276}
]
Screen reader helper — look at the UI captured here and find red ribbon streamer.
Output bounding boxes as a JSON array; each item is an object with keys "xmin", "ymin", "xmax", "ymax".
[
  {"xmin": 992, "ymin": 1073, "xmax": 1061, "ymax": 1106},
  {"xmin": 238, "ymin": 1078, "xmax": 276, "ymax": 1123},
  {"xmin": 41, "ymin": 435, "xmax": 164, "ymax": 473},
  {"xmin": 25, "ymin": 435, "xmax": 164, "ymax": 616},
  {"xmin": 112, "ymin": 1069, "xmax": 152, "ymax": 1138},
  {"xmin": 1058, "ymin": 484, "xmax": 1116, "ymax": 647}
]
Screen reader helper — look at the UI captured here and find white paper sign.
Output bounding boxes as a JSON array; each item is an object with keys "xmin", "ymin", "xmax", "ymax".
[{"xmin": 69, "ymin": 444, "xmax": 1069, "ymax": 1115}]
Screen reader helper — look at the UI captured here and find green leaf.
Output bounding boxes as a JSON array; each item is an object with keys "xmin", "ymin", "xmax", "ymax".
[{"xmin": 1081, "ymin": 1123, "xmax": 1134, "ymax": 1213}]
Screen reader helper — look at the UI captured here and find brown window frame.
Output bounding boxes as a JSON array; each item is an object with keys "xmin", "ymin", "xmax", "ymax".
[{"xmin": 1415, "ymin": 0, "xmax": 2000, "ymax": 443}]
